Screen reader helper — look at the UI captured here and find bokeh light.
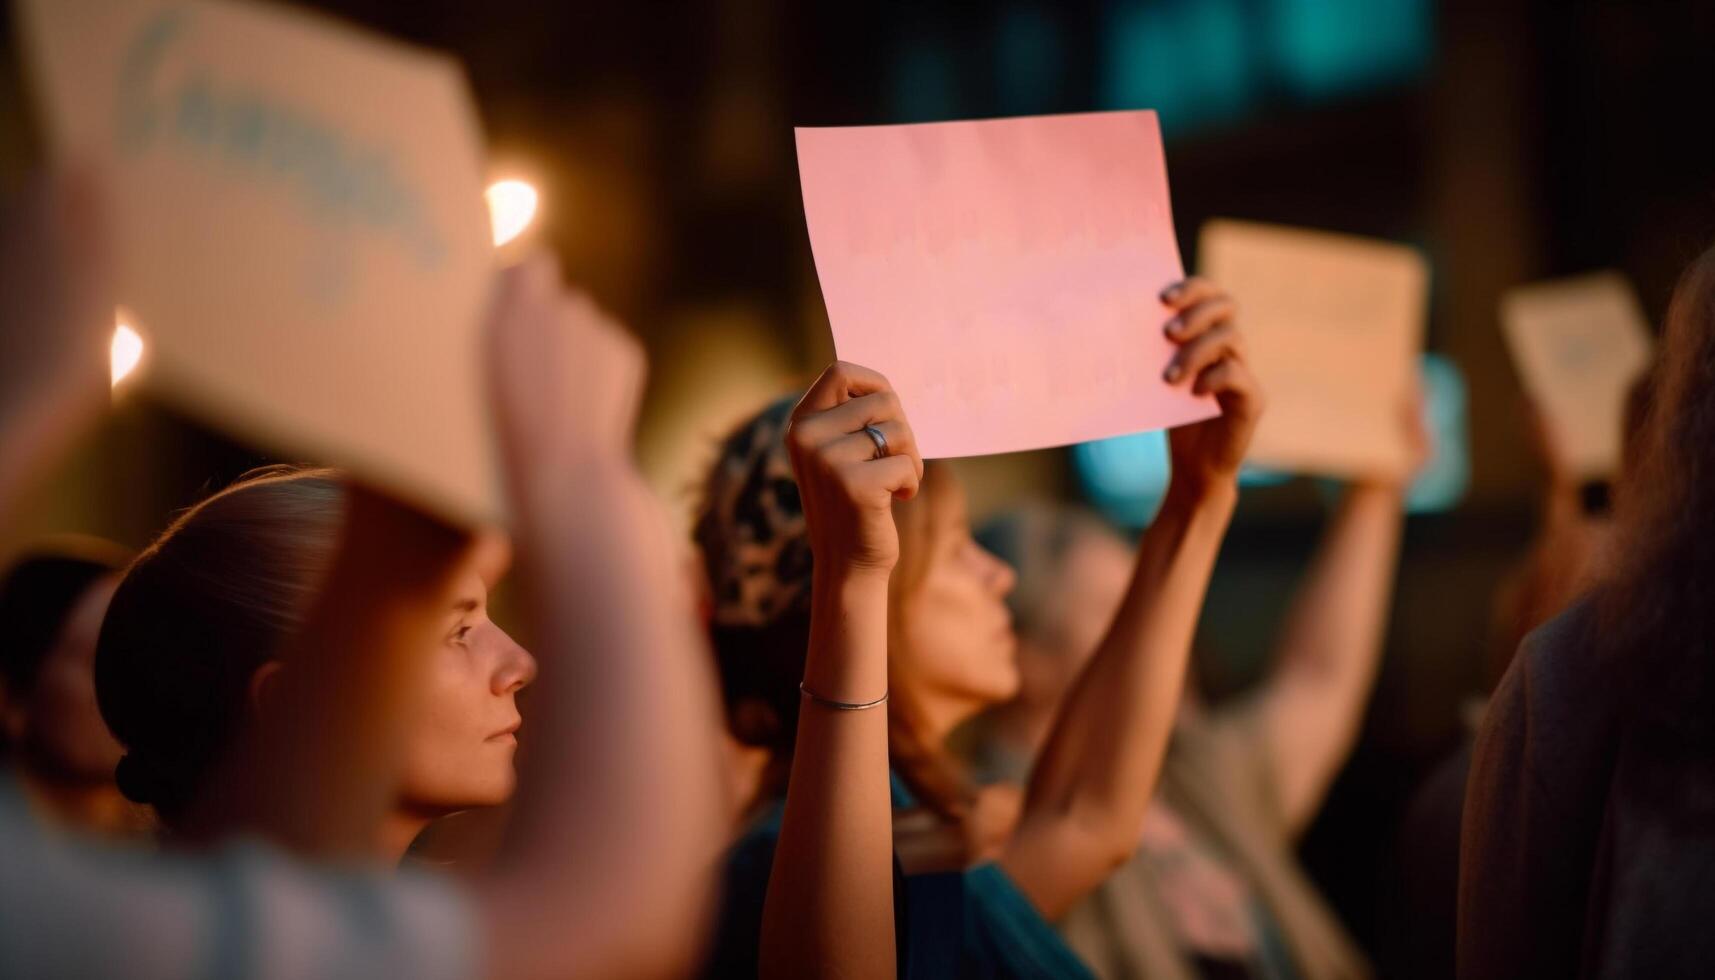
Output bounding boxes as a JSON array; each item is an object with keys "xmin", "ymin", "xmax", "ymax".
[
  {"xmin": 486, "ymin": 179, "xmax": 540, "ymax": 247},
  {"xmin": 111, "ymin": 312, "xmax": 144, "ymax": 388}
]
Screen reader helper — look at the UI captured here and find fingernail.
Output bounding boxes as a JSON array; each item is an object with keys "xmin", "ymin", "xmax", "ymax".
[
  {"xmin": 1163, "ymin": 363, "xmax": 1182, "ymax": 382},
  {"xmin": 1163, "ymin": 316, "xmax": 1182, "ymax": 336},
  {"xmin": 1160, "ymin": 283, "xmax": 1182, "ymax": 302}
]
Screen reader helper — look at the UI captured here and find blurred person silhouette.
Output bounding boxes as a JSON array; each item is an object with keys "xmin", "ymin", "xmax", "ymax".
[
  {"xmin": 696, "ymin": 276, "xmax": 1263, "ymax": 978},
  {"xmin": 1485, "ymin": 377, "xmax": 1654, "ymax": 686},
  {"xmin": 0, "ymin": 168, "xmax": 726, "ymax": 979},
  {"xmin": 968, "ymin": 396, "xmax": 1426, "ymax": 980},
  {"xmin": 94, "ymin": 466, "xmax": 538, "ymax": 862},
  {"xmin": 1384, "ymin": 369, "xmax": 1652, "ymax": 980},
  {"xmin": 0, "ymin": 535, "xmax": 151, "ymax": 838},
  {"xmin": 1460, "ymin": 244, "xmax": 1715, "ymax": 978}
]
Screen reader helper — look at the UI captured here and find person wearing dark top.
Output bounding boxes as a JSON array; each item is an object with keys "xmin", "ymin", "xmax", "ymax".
[
  {"xmin": 1459, "ymin": 243, "xmax": 1715, "ymax": 979},
  {"xmin": 1387, "ymin": 372, "xmax": 1654, "ymax": 980}
]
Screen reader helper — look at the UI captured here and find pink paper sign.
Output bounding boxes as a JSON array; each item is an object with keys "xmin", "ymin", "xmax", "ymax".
[{"xmin": 795, "ymin": 111, "xmax": 1217, "ymax": 459}]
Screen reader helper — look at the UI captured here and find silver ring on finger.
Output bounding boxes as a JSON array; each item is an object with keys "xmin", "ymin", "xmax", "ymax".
[{"xmin": 862, "ymin": 424, "xmax": 889, "ymax": 460}]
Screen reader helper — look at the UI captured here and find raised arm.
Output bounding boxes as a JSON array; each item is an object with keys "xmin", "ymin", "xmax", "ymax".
[
  {"xmin": 473, "ymin": 254, "xmax": 729, "ymax": 980},
  {"xmin": 759, "ymin": 362, "xmax": 924, "ymax": 980},
  {"xmin": 1003, "ymin": 277, "xmax": 1263, "ymax": 919},
  {"xmin": 1243, "ymin": 393, "xmax": 1423, "ymax": 835},
  {"xmin": 1249, "ymin": 479, "xmax": 1409, "ymax": 837},
  {"xmin": 0, "ymin": 169, "xmax": 113, "ymax": 521}
]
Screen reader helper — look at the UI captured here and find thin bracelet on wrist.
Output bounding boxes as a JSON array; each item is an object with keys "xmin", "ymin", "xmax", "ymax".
[{"xmin": 799, "ymin": 682, "xmax": 889, "ymax": 711}]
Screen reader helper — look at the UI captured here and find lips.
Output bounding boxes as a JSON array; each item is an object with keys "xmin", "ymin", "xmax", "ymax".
[{"xmin": 488, "ymin": 719, "xmax": 521, "ymax": 742}]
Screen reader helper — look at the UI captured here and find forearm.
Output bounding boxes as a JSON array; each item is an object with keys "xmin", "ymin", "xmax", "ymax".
[
  {"xmin": 483, "ymin": 462, "xmax": 727, "ymax": 980},
  {"xmin": 0, "ymin": 385, "xmax": 104, "ymax": 527},
  {"xmin": 1271, "ymin": 485, "xmax": 1403, "ymax": 696},
  {"xmin": 761, "ymin": 570, "xmax": 896, "ymax": 980},
  {"xmin": 1007, "ymin": 481, "xmax": 1236, "ymax": 918},
  {"xmin": 1261, "ymin": 484, "xmax": 1404, "ymax": 830}
]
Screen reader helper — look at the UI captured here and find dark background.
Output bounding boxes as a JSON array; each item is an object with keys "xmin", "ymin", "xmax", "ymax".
[{"xmin": 6, "ymin": 0, "xmax": 1715, "ymax": 968}]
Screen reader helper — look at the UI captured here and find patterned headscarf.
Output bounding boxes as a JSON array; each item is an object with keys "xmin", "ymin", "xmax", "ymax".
[{"xmin": 694, "ymin": 394, "xmax": 816, "ymax": 630}]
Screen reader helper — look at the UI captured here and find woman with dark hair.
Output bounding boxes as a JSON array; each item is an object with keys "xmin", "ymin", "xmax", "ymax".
[
  {"xmin": 95, "ymin": 465, "xmax": 537, "ymax": 860},
  {"xmin": 0, "ymin": 536, "xmax": 146, "ymax": 837},
  {"xmin": 1460, "ymin": 246, "xmax": 1715, "ymax": 979},
  {"xmin": 699, "ymin": 277, "xmax": 1264, "ymax": 977}
]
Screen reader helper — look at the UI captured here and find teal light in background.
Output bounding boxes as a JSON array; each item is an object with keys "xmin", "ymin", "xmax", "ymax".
[
  {"xmin": 995, "ymin": 4, "xmax": 1064, "ymax": 115},
  {"xmin": 1262, "ymin": 0, "xmax": 1432, "ymax": 100},
  {"xmin": 1071, "ymin": 426, "xmax": 1286, "ymax": 528},
  {"xmin": 1309, "ymin": 352, "xmax": 1472, "ymax": 512},
  {"xmin": 1097, "ymin": 0, "xmax": 1432, "ymax": 136},
  {"xmin": 890, "ymin": 31, "xmax": 960, "ymax": 123},
  {"xmin": 1073, "ymin": 428, "xmax": 1172, "ymax": 528},
  {"xmin": 1076, "ymin": 353, "xmax": 1470, "ymax": 527},
  {"xmin": 1101, "ymin": 0, "xmax": 1254, "ymax": 135},
  {"xmin": 1405, "ymin": 352, "xmax": 1470, "ymax": 514},
  {"xmin": 1239, "ymin": 463, "xmax": 1294, "ymax": 487}
]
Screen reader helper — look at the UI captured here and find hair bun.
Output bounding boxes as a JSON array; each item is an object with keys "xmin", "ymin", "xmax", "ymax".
[{"xmin": 113, "ymin": 752, "xmax": 166, "ymax": 807}]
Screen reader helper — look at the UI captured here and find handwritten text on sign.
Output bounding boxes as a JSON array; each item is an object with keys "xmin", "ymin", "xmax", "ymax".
[{"xmin": 20, "ymin": 0, "xmax": 500, "ymax": 524}]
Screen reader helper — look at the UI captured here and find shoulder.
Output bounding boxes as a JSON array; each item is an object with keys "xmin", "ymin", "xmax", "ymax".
[
  {"xmin": 961, "ymin": 864, "xmax": 1095, "ymax": 979},
  {"xmin": 1458, "ymin": 601, "xmax": 1618, "ymax": 978},
  {"xmin": 1480, "ymin": 601, "xmax": 1617, "ymax": 794},
  {"xmin": 0, "ymin": 799, "xmax": 477, "ymax": 980},
  {"xmin": 1510, "ymin": 599, "xmax": 1606, "ymax": 708}
]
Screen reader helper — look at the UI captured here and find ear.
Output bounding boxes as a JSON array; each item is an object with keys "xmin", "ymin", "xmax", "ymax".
[{"xmin": 247, "ymin": 661, "xmax": 285, "ymax": 719}]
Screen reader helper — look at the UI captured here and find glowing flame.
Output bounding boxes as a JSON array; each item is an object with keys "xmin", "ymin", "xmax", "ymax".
[
  {"xmin": 486, "ymin": 179, "xmax": 539, "ymax": 247},
  {"xmin": 111, "ymin": 313, "xmax": 144, "ymax": 387}
]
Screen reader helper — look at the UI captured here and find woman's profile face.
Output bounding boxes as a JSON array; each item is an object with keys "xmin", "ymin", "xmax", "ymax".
[
  {"xmin": 397, "ymin": 571, "xmax": 536, "ymax": 814},
  {"xmin": 895, "ymin": 474, "xmax": 1021, "ymax": 715}
]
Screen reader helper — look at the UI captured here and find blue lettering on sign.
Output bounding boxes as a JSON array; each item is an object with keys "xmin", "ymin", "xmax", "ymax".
[{"xmin": 116, "ymin": 9, "xmax": 447, "ymax": 275}]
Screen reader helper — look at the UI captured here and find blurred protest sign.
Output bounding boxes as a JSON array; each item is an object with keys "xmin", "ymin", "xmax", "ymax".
[
  {"xmin": 1199, "ymin": 219, "xmax": 1428, "ymax": 478},
  {"xmin": 18, "ymin": 0, "xmax": 500, "ymax": 523},
  {"xmin": 796, "ymin": 110, "xmax": 1216, "ymax": 459},
  {"xmin": 1501, "ymin": 272, "xmax": 1653, "ymax": 479}
]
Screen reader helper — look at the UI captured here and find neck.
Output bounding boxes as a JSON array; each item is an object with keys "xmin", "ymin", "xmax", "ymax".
[
  {"xmin": 890, "ymin": 682, "xmax": 974, "ymax": 755},
  {"xmin": 17, "ymin": 766, "xmax": 140, "ymax": 836},
  {"xmin": 379, "ymin": 808, "xmax": 432, "ymax": 864},
  {"xmin": 984, "ymin": 699, "xmax": 1058, "ymax": 762}
]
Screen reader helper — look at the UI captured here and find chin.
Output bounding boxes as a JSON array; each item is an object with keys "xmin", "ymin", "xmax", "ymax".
[
  {"xmin": 442, "ymin": 767, "xmax": 518, "ymax": 810},
  {"xmin": 959, "ymin": 667, "xmax": 1023, "ymax": 713},
  {"xmin": 442, "ymin": 783, "xmax": 514, "ymax": 811},
  {"xmin": 990, "ymin": 666, "xmax": 1024, "ymax": 704}
]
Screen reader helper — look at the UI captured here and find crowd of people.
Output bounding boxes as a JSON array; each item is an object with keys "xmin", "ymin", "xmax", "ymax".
[{"xmin": 0, "ymin": 126, "xmax": 1711, "ymax": 980}]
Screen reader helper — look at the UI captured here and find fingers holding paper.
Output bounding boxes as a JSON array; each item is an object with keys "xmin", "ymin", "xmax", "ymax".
[
  {"xmin": 788, "ymin": 362, "xmax": 925, "ymax": 576},
  {"xmin": 1159, "ymin": 278, "xmax": 1265, "ymax": 494},
  {"xmin": 1162, "ymin": 277, "xmax": 1238, "ymax": 343},
  {"xmin": 485, "ymin": 251, "xmax": 647, "ymax": 487}
]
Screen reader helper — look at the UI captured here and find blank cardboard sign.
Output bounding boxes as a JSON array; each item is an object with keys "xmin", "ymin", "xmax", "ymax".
[
  {"xmin": 1501, "ymin": 272, "xmax": 1653, "ymax": 479},
  {"xmin": 795, "ymin": 111, "xmax": 1217, "ymax": 459},
  {"xmin": 18, "ymin": 0, "xmax": 500, "ymax": 524},
  {"xmin": 1199, "ymin": 220, "xmax": 1428, "ymax": 478}
]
